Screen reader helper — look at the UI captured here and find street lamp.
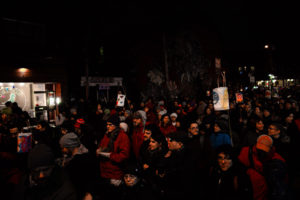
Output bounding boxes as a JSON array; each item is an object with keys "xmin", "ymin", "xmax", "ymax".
[{"xmin": 16, "ymin": 68, "xmax": 31, "ymax": 78}]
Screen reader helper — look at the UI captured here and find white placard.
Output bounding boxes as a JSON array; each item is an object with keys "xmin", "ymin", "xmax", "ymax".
[
  {"xmin": 213, "ymin": 87, "xmax": 229, "ymax": 111},
  {"xmin": 116, "ymin": 94, "xmax": 126, "ymax": 107}
]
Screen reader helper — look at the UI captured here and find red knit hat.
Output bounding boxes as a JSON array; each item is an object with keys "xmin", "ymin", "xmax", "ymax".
[{"xmin": 74, "ymin": 118, "xmax": 85, "ymax": 128}]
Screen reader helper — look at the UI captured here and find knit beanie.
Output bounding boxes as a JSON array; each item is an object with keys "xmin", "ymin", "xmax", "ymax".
[
  {"xmin": 74, "ymin": 118, "xmax": 85, "ymax": 128},
  {"xmin": 27, "ymin": 144, "xmax": 55, "ymax": 169},
  {"xmin": 107, "ymin": 114, "xmax": 120, "ymax": 127},
  {"xmin": 120, "ymin": 122, "xmax": 128, "ymax": 132},
  {"xmin": 59, "ymin": 132, "xmax": 81, "ymax": 148}
]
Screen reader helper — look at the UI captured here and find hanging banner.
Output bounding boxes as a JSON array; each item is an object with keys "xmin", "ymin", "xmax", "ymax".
[
  {"xmin": 235, "ymin": 93, "xmax": 243, "ymax": 103},
  {"xmin": 116, "ymin": 94, "xmax": 126, "ymax": 107},
  {"xmin": 17, "ymin": 133, "xmax": 32, "ymax": 153},
  {"xmin": 213, "ymin": 87, "xmax": 229, "ymax": 111}
]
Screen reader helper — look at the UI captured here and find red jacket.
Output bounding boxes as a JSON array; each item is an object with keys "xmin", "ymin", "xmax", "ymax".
[
  {"xmin": 99, "ymin": 129, "xmax": 130, "ymax": 180},
  {"xmin": 238, "ymin": 146, "xmax": 285, "ymax": 200},
  {"xmin": 131, "ymin": 123, "xmax": 145, "ymax": 159},
  {"xmin": 160, "ymin": 124, "xmax": 177, "ymax": 136}
]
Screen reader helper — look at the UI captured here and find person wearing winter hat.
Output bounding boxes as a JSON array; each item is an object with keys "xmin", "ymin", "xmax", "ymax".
[
  {"xmin": 96, "ymin": 113, "xmax": 130, "ymax": 188},
  {"xmin": 59, "ymin": 132, "xmax": 81, "ymax": 149},
  {"xmin": 238, "ymin": 134, "xmax": 287, "ymax": 200},
  {"xmin": 59, "ymin": 133, "xmax": 96, "ymax": 200},
  {"xmin": 119, "ymin": 161, "xmax": 156, "ymax": 200},
  {"xmin": 170, "ymin": 112, "xmax": 181, "ymax": 129},
  {"xmin": 107, "ymin": 114, "xmax": 120, "ymax": 127},
  {"xmin": 15, "ymin": 143, "xmax": 77, "ymax": 199},
  {"xmin": 160, "ymin": 113, "xmax": 177, "ymax": 136},
  {"xmin": 256, "ymin": 134, "xmax": 273, "ymax": 153},
  {"xmin": 167, "ymin": 130, "xmax": 188, "ymax": 150},
  {"xmin": 163, "ymin": 130, "xmax": 195, "ymax": 199}
]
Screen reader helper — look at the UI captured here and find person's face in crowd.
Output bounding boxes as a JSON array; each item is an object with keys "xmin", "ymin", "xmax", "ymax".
[
  {"xmin": 61, "ymin": 146, "xmax": 72, "ymax": 157},
  {"xmin": 208, "ymin": 103, "xmax": 214, "ymax": 111},
  {"xmin": 285, "ymin": 102, "xmax": 292, "ymax": 110},
  {"xmin": 170, "ymin": 116, "xmax": 177, "ymax": 122},
  {"xmin": 1, "ymin": 113, "xmax": 7, "ymax": 120},
  {"xmin": 61, "ymin": 128, "xmax": 68, "ymax": 135},
  {"xmin": 144, "ymin": 106, "xmax": 149, "ymax": 113},
  {"xmin": 149, "ymin": 137, "xmax": 161, "ymax": 151},
  {"xmin": 268, "ymin": 125, "xmax": 280, "ymax": 138},
  {"xmin": 167, "ymin": 138, "xmax": 183, "ymax": 150},
  {"xmin": 133, "ymin": 117, "xmax": 142, "ymax": 127},
  {"xmin": 189, "ymin": 123, "xmax": 199, "ymax": 136},
  {"xmin": 97, "ymin": 104, "xmax": 102, "ymax": 111},
  {"xmin": 245, "ymin": 105, "xmax": 251, "ymax": 112},
  {"xmin": 36, "ymin": 124, "xmax": 46, "ymax": 132},
  {"xmin": 174, "ymin": 101, "xmax": 178, "ymax": 107},
  {"xmin": 107, "ymin": 122, "xmax": 116, "ymax": 133},
  {"xmin": 279, "ymin": 103, "xmax": 284, "ymax": 110},
  {"xmin": 217, "ymin": 152, "xmax": 232, "ymax": 171},
  {"xmin": 263, "ymin": 110, "xmax": 270, "ymax": 117},
  {"xmin": 124, "ymin": 174, "xmax": 139, "ymax": 187},
  {"xmin": 140, "ymin": 102, "xmax": 145, "ymax": 108},
  {"xmin": 124, "ymin": 112, "xmax": 130, "ymax": 118},
  {"xmin": 74, "ymin": 126, "xmax": 82, "ymax": 135},
  {"xmin": 285, "ymin": 113, "xmax": 294, "ymax": 124},
  {"xmin": 163, "ymin": 116, "xmax": 170, "ymax": 125},
  {"xmin": 31, "ymin": 165, "xmax": 55, "ymax": 186},
  {"xmin": 144, "ymin": 129, "xmax": 152, "ymax": 141},
  {"xmin": 206, "ymin": 108, "xmax": 212, "ymax": 115},
  {"xmin": 256, "ymin": 120, "xmax": 264, "ymax": 131},
  {"xmin": 230, "ymin": 102, "xmax": 235, "ymax": 109},
  {"xmin": 255, "ymin": 107, "xmax": 261, "ymax": 115},
  {"xmin": 214, "ymin": 123, "xmax": 221, "ymax": 133}
]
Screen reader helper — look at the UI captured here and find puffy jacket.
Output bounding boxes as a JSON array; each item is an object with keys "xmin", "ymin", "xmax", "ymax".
[{"xmin": 99, "ymin": 129, "xmax": 130, "ymax": 180}]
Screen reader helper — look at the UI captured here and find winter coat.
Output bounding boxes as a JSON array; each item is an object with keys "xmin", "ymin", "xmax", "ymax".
[
  {"xmin": 160, "ymin": 125, "xmax": 176, "ymax": 137},
  {"xmin": 238, "ymin": 146, "xmax": 286, "ymax": 200},
  {"xmin": 99, "ymin": 129, "xmax": 131, "ymax": 180},
  {"xmin": 210, "ymin": 132, "xmax": 232, "ymax": 149}
]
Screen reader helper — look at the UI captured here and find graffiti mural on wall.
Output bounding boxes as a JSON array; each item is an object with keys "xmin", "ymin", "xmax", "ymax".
[{"xmin": 0, "ymin": 85, "xmax": 27, "ymax": 110}]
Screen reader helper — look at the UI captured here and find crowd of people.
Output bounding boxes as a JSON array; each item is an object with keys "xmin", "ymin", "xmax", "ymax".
[{"xmin": 1, "ymin": 86, "xmax": 300, "ymax": 200}]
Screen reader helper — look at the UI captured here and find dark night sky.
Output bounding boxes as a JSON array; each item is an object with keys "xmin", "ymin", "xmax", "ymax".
[{"xmin": 1, "ymin": 1, "xmax": 299, "ymax": 77}]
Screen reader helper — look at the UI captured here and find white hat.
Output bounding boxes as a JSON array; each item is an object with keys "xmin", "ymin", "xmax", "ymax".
[
  {"xmin": 170, "ymin": 113, "xmax": 178, "ymax": 118},
  {"xmin": 120, "ymin": 122, "xmax": 128, "ymax": 132}
]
